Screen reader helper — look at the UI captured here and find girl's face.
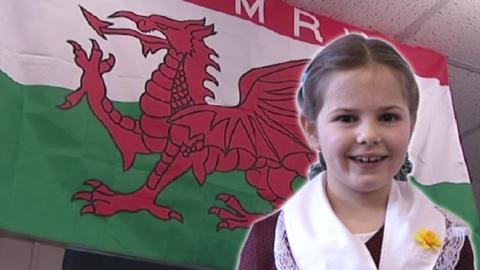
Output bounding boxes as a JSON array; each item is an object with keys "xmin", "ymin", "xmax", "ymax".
[{"xmin": 302, "ymin": 63, "xmax": 413, "ymax": 196}]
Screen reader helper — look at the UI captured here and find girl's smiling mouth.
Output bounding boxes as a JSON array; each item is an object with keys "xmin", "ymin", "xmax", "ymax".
[{"xmin": 349, "ymin": 155, "xmax": 388, "ymax": 169}]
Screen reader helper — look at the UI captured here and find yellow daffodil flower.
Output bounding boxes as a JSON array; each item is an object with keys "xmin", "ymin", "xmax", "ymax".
[{"xmin": 415, "ymin": 228, "xmax": 442, "ymax": 251}]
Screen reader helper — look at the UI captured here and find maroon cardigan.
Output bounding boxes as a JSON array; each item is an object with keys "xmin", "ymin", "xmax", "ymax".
[{"xmin": 238, "ymin": 212, "xmax": 474, "ymax": 270}]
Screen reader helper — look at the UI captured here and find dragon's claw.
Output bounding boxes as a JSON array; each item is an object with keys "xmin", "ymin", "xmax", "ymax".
[
  {"xmin": 210, "ymin": 193, "xmax": 264, "ymax": 230},
  {"xmin": 215, "ymin": 193, "xmax": 248, "ymax": 216},
  {"xmin": 99, "ymin": 53, "xmax": 116, "ymax": 74},
  {"xmin": 87, "ymin": 39, "xmax": 104, "ymax": 64},
  {"xmin": 83, "ymin": 179, "xmax": 102, "ymax": 188},
  {"xmin": 217, "ymin": 221, "xmax": 230, "ymax": 231},
  {"xmin": 169, "ymin": 211, "xmax": 184, "ymax": 223},
  {"xmin": 72, "ymin": 191, "xmax": 93, "ymax": 201},
  {"xmin": 83, "ymin": 179, "xmax": 104, "ymax": 189},
  {"xmin": 67, "ymin": 40, "xmax": 82, "ymax": 50},
  {"xmin": 208, "ymin": 207, "xmax": 239, "ymax": 220},
  {"xmin": 67, "ymin": 40, "xmax": 88, "ymax": 67},
  {"xmin": 208, "ymin": 207, "xmax": 219, "ymax": 215},
  {"xmin": 83, "ymin": 179, "xmax": 114, "ymax": 195},
  {"xmin": 72, "ymin": 181, "xmax": 183, "ymax": 221},
  {"xmin": 60, "ymin": 39, "xmax": 116, "ymax": 111},
  {"xmin": 57, "ymin": 100, "xmax": 74, "ymax": 110},
  {"xmin": 80, "ymin": 205, "xmax": 95, "ymax": 215},
  {"xmin": 215, "ymin": 193, "xmax": 230, "ymax": 202},
  {"xmin": 90, "ymin": 39, "xmax": 100, "ymax": 50}
]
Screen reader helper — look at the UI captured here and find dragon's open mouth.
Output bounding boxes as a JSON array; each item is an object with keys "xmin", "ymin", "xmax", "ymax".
[{"xmin": 80, "ymin": 6, "xmax": 171, "ymax": 56}]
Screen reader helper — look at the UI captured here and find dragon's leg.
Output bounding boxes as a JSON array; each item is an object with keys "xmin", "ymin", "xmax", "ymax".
[
  {"xmin": 60, "ymin": 40, "xmax": 150, "ymax": 169},
  {"xmin": 72, "ymin": 180, "xmax": 182, "ymax": 221},
  {"xmin": 209, "ymin": 166, "xmax": 298, "ymax": 229},
  {"xmin": 72, "ymin": 148, "xmax": 193, "ymax": 221},
  {"xmin": 72, "ymin": 136, "xmax": 205, "ymax": 221}
]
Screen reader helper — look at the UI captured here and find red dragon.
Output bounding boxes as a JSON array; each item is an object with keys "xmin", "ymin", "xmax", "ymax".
[{"xmin": 59, "ymin": 7, "xmax": 315, "ymax": 229}]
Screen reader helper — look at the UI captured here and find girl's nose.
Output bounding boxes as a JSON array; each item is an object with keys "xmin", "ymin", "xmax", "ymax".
[{"xmin": 356, "ymin": 122, "xmax": 381, "ymax": 145}]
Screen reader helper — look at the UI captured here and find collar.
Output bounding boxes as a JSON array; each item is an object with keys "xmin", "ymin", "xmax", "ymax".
[{"xmin": 283, "ymin": 172, "xmax": 445, "ymax": 270}]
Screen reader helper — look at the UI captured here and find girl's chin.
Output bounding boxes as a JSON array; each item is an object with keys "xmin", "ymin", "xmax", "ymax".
[{"xmin": 348, "ymin": 176, "xmax": 393, "ymax": 193}]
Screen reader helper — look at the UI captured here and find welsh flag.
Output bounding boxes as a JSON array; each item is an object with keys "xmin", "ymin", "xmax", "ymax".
[{"xmin": 0, "ymin": 0, "xmax": 478, "ymax": 269}]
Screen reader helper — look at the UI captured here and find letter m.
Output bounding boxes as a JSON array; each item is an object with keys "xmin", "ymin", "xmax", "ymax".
[{"xmin": 235, "ymin": 0, "xmax": 265, "ymax": 24}]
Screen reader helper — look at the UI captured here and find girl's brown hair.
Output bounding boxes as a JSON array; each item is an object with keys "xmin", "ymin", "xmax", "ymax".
[{"xmin": 297, "ymin": 34, "xmax": 419, "ymax": 123}]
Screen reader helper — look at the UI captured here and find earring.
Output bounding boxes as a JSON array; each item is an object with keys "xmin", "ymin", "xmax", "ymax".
[
  {"xmin": 308, "ymin": 152, "xmax": 327, "ymax": 180},
  {"xmin": 394, "ymin": 154, "xmax": 413, "ymax": 181}
]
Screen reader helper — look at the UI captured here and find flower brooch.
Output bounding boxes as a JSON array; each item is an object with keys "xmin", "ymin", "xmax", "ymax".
[{"xmin": 415, "ymin": 228, "xmax": 442, "ymax": 251}]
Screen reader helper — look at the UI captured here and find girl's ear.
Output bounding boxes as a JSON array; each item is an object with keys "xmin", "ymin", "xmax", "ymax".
[{"xmin": 300, "ymin": 114, "xmax": 321, "ymax": 150}]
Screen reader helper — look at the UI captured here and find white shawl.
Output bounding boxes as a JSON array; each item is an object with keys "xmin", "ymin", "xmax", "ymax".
[{"xmin": 281, "ymin": 172, "xmax": 447, "ymax": 270}]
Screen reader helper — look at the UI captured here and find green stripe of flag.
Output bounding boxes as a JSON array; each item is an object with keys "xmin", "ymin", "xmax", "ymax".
[
  {"xmin": 412, "ymin": 177, "xmax": 480, "ymax": 264},
  {"xmin": 0, "ymin": 70, "xmax": 275, "ymax": 269}
]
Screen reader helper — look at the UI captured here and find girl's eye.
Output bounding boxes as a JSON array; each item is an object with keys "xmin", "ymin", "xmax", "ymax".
[
  {"xmin": 379, "ymin": 113, "xmax": 399, "ymax": 122},
  {"xmin": 336, "ymin": 115, "xmax": 357, "ymax": 123}
]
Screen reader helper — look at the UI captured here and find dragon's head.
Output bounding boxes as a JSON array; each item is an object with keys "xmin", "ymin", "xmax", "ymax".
[{"xmin": 81, "ymin": 6, "xmax": 216, "ymax": 56}]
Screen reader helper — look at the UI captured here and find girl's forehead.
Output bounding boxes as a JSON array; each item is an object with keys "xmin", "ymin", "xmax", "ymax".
[
  {"xmin": 321, "ymin": 65, "xmax": 408, "ymax": 110},
  {"xmin": 327, "ymin": 64, "xmax": 400, "ymax": 87}
]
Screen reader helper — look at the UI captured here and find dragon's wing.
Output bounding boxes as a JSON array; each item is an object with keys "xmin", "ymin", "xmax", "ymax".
[{"xmin": 170, "ymin": 59, "xmax": 315, "ymax": 174}]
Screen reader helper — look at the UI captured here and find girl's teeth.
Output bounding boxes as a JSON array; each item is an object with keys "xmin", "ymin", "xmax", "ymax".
[{"xmin": 355, "ymin": 156, "xmax": 382, "ymax": 163}]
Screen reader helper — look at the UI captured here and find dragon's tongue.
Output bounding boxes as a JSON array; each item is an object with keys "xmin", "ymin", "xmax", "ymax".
[{"xmin": 80, "ymin": 6, "xmax": 113, "ymax": 39}]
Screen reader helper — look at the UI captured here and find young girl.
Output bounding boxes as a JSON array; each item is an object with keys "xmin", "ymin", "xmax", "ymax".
[{"xmin": 238, "ymin": 34, "xmax": 474, "ymax": 270}]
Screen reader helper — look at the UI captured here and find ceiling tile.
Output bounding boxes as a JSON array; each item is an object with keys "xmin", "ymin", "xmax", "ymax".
[
  {"xmin": 404, "ymin": 0, "xmax": 480, "ymax": 65},
  {"xmin": 282, "ymin": 0, "xmax": 439, "ymax": 37}
]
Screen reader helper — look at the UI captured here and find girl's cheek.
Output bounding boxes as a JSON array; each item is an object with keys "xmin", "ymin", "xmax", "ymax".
[{"xmin": 324, "ymin": 130, "xmax": 350, "ymax": 147}]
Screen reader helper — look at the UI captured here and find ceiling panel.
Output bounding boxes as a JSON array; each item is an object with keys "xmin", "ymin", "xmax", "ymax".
[
  {"xmin": 282, "ymin": 0, "xmax": 439, "ymax": 37},
  {"xmin": 402, "ymin": 0, "xmax": 480, "ymax": 65}
]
